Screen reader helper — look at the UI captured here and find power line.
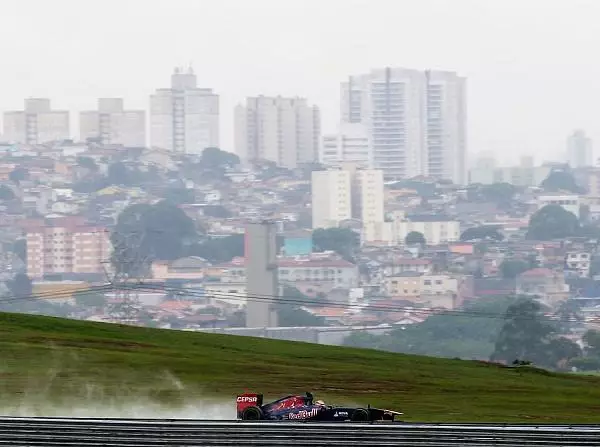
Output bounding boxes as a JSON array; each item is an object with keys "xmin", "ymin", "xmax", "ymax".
[{"xmin": 128, "ymin": 283, "xmax": 587, "ymax": 324}]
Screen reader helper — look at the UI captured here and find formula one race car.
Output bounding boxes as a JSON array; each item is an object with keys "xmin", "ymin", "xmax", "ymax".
[{"xmin": 236, "ymin": 392, "xmax": 402, "ymax": 422}]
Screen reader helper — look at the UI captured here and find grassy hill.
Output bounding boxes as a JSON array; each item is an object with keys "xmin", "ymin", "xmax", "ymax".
[{"xmin": 1, "ymin": 312, "xmax": 600, "ymax": 422}]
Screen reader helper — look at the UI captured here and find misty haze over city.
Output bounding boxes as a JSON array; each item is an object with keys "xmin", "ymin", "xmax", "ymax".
[{"xmin": 2, "ymin": 0, "xmax": 600, "ymax": 163}]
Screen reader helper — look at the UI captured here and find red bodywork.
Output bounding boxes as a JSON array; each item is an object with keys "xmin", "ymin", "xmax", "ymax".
[
  {"xmin": 268, "ymin": 395, "xmax": 306, "ymax": 412},
  {"xmin": 236, "ymin": 393, "xmax": 263, "ymax": 418}
]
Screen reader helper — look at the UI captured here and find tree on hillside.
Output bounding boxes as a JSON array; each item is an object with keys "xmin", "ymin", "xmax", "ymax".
[
  {"xmin": 200, "ymin": 147, "xmax": 240, "ymax": 169},
  {"xmin": 160, "ymin": 187, "xmax": 196, "ymax": 204},
  {"xmin": 11, "ymin": 239, "xmax": 26, "ymax": 263},
  {"xmin": 526, "ymin": 204, "xmax": 580, "ymax": 240},
  {"xmin": 467, "ymin": 182, "xmax": 517, "ymax": 204},
  {"xmin": 187, "ymin": 234, "xmax": 245, "ymax": 264},
  {"xmin": 0, "ymin": 185, "xmax": 15, "ymax": 201},
  {"xmin": 77, "ymin": 156, "xmax": 98, "ymax": 172},
  {"xmin": 389, "ymin": 179, "xmax": 437, "ymax": 198},
  {"xmin": 9, "ymin": 167, "xmax": 28, "ymax": 184},
  {"xmin": 460, "ymin": 226, "xmax": 504, "ymax": 242},
  {"xmin": 203, "ymin": 205, "xmax": 232, "ymax": 218},
  {"xmin": 107, "ymin": 162, "xmax": 131, "ymax": 186},
  {"xmin": 274, "ymin": 286, "xmax": 327, "ymax": 327},
  {"xmin": 499, "ymin": 259, "xmax": 530, "ymax": 279},
  {"xmin": 541, "ymin": 168, "xmax": 584, "ymax": 194},
  {"xmin": 7, "ymin": 273, "xmax": 32, "ymax": 298},
  {"xmin": 312, "ymin": 227, "xmax": 359, "ymax": 261},
  {"xmin": 74, "ymin": 289, "xmax": 107, "ymax": 308},
  {"xmin": 490, "ymin": 297, "xmax": 581, "ymax": 369},
  {"xmin": 112, "ymin": 201, "xmax": 199, "ymax": 274},
  {"xmin": 344, "ymin": 295, "xmax": 519, "ymax": 360},
  {"xmin": 555, "ymin": 299, "xmax": 583, "ymax": 333},
  {"xmin": 404, "ymin": 231, "xmax": 426, "ymax": 246}
]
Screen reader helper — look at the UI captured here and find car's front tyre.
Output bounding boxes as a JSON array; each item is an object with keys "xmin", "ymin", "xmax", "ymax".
[{"xmin": 351, "ymin": 408, "xmax": 370, "ymax": 422}]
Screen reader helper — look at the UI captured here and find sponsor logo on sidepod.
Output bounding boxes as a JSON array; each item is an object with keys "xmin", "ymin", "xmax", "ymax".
[
  {"xmin": 237, "ymin": 396, "xmax": 258, "ymax": 403},
  {"xmin": 289, "ymin": 408, "xmax": 319, "ymax": 420}
]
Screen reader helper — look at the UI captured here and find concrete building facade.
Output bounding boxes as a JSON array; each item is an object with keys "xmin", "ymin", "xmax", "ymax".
[
  {"xmin": 245, "ymin": 221, "xmax": 279, "ymax": 327},
  {"xmin": 234, "ymin": 96, "xmax": 320, "ymax": 168},
  {"xmin": 311, "ymin": 169, "xmax": 352, "ymax": 229},
  {"xmin": 80, "ymin": 98, "xmax": 146, "ymax": 147},
  {"xmin": 150, "ymin": 67, "xmax": 219, "ymax": 154},
  {"xmin": 352, "ymin": 168, "xmax": 384, "ymax": 224},
  {"xmin": 567, "ymin": 130, "xmax": 593, "ymax": 168},
  {"xmin": 321, "ymin": 123, "xmax": 371, "ymax": 168},
  {"xmin": 4, "ymin": 98, "xmax": 70, "ymax": 144},
  {"xmin": 311, "ymin": 165, "xmax": 384, "ymax": 229},
  {"xmin": 340, "ymin": 67, "xmax": 466, "ymax": 184},
  {"xmin": 25, "ymin": 216, "xmax": 111, "ymax": 279}
]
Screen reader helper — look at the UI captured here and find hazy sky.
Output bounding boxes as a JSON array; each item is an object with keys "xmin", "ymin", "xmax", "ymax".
[{"xmin": 2, "ymin": 0, "xmax": 599, "ymax": 164}]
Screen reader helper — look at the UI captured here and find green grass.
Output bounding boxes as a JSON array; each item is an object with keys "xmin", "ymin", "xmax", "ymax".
[{"xmin": 1, "ymin": 312, "xmax": 600, "ymax": 422}]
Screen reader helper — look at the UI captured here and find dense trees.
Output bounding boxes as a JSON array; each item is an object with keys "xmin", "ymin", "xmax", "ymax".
[
  {"xmin": 111, "ymin": 201, "xmax": 199, "ymax": 274},
  {"xmin": 74, "ymin": 289, "xmax": 107, "ymax": 308},
  {"xmin": 9, "ymin": 167, "xmax": 28, "ymax": 184},
  {"xmin": 275, "ymin": 286, "xmax": 327, "ymax": 327},
  {"xmin": 76, "ymin": 156, "xmax": 98, "ymax": 172},
  {"xmin": 490, "ymin": 297, "xmax": 581, "ymax": 369},
  {"xmin": 540, "ymin": 168, "xmax": 584, "ymax": 193},
  {"xmin": 312, "ymin": 228, "xmax": 359, "ymax": 261},
  {"xmin": 499, "ymin": 259, "xmax": 530, "ymax": 279},
  {"xmin": 7, "ymin": 273, "xmax": 32, "ymax": 298},
  {"xmin": 0, "ymin": 185, "xmax": 15, "ymax": 201},
  {"xmin": 188, "ymin": 234, "xmax": 245, "ymax": 264},
  {"xmin": 344, "ymin": 296, "xmax": 519, "ymax": 360},
  {"xmin": 10, "ymin": 239, "xmax": 26, "ymax": 263},
  {"xmin": 467, "ymin": 182, "xmax": 517, "ymax": 204},
  {"xmin": 199, "ymin": 147, "xmax": 240, "ymax": 169},
  {"xmin": 460, "ymin": 226, "xmax": 504, "ymax": 242},
  {"xmin": 526, "ymin": 204, "xmax": 580, "ymax": 240},
  {"xmin": 404, "ymin": 231, "xmax": 426, "ymax": 246}
]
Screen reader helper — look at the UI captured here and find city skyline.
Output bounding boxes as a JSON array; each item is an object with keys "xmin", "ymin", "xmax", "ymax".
[{"xmin": 2, "ymin": 0, "xmax": 600, "ymax": 165}]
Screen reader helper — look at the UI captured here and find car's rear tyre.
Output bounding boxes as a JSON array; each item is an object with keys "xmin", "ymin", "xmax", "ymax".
[
  {"xmin": 351, "ymin": 408, "xmax": 370, "ymax": 422},
  {"xmin": 241, "ymin": 406, "xmax": 263, "ymax": 421}
]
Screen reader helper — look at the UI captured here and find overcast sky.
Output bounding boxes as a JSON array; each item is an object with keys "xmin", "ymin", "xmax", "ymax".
[{"xmin": 2, "ymin": 0, "xmax": 599, "ymax": 165}]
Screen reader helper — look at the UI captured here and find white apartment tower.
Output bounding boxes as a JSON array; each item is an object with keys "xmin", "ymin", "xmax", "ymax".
[
  {"xmin": 340, "ymin": 67, "xmax": 466, "ymax": 184},
  {"xmin": 567, "ymin": 130, "xmax": 593, "ymax": 168},
  {"xmin": 3, "ymin": 98, "xmax": 70, "ymax": 144},
  {"xmin": 150, "ymin": 67, "xmax": 219, "ymax": 154},
  {"xmin": 352, "ymin": 168, "xmax": 385, "ymax": 224},
  {"xmin": 321, "ymin": 123, "xmax": 371, "ymax": 168},
  {"xmin": 311, "ymin": 165, "xmax": 384, "ymax": 229},
  {"xmin": 311, "ymin": 169, "xmax": 352, "ymax": 229},
  {"xmin": 234, "ymin": 96, "xmax": 321, "ymax": 168},
  {"xmin": 80, "ymin": 98, "xmax": 146, "ymax": 147}
]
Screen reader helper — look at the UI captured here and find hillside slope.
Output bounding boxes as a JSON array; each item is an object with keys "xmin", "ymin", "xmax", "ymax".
[{"xmin": 1, "ymin": 312, "xmax": 600, "ymax": 422}]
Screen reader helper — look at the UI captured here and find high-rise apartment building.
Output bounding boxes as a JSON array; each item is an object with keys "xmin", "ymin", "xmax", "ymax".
[
  {"xmin": 321, "ymin": 123, "xmax": 371, "ymax": 168},
  {"xmin": 311, "ymin": 169, "xmax": 352, "ymax": 229},
  {"xmin": 567, "ymin": 130, "xmax": 593, "ymax": 168},
  {"xmin": 340, "ymin": 67, "xmax": 466, "ymax": 184},
  {"xmin": 3, "ymin": 98, "xmax": 70, "ymax": 145},
  {"xmin": 150, "ymin": 67, "xmax": 219, "ymax": 154},
  {"xmin": 234, "ymin": 96, "xmax": 320, "ymax": 168},
  {"xmin": 80, "ymin": 98, "xmax": 146, "ymax": 147},
  {"xmin": 24, "ymin": 216, "xmax": 111, "ymax": 279},
  {"xmin": 311, "ymin": 165, "xmax": 384, "ymax": 229},
  {"xmin": 352, "ymin": 168, "xmax": 385, "ymax": 224}
]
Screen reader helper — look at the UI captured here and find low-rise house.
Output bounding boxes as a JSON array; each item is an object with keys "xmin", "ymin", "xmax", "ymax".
[{"xmin": 517, "ymin": 268, "xmax": 568, "ymax": 306}]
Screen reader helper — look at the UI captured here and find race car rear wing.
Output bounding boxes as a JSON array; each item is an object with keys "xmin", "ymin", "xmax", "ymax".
[{"xmin": 236, "ymin": 393, "xmax": 263, "ymax": 418}]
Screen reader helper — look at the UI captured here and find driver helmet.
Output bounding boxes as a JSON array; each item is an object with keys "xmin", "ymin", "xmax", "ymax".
[{"xmin": 315, "ymin": 400, "xmax": 325, "ymax": 406}]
